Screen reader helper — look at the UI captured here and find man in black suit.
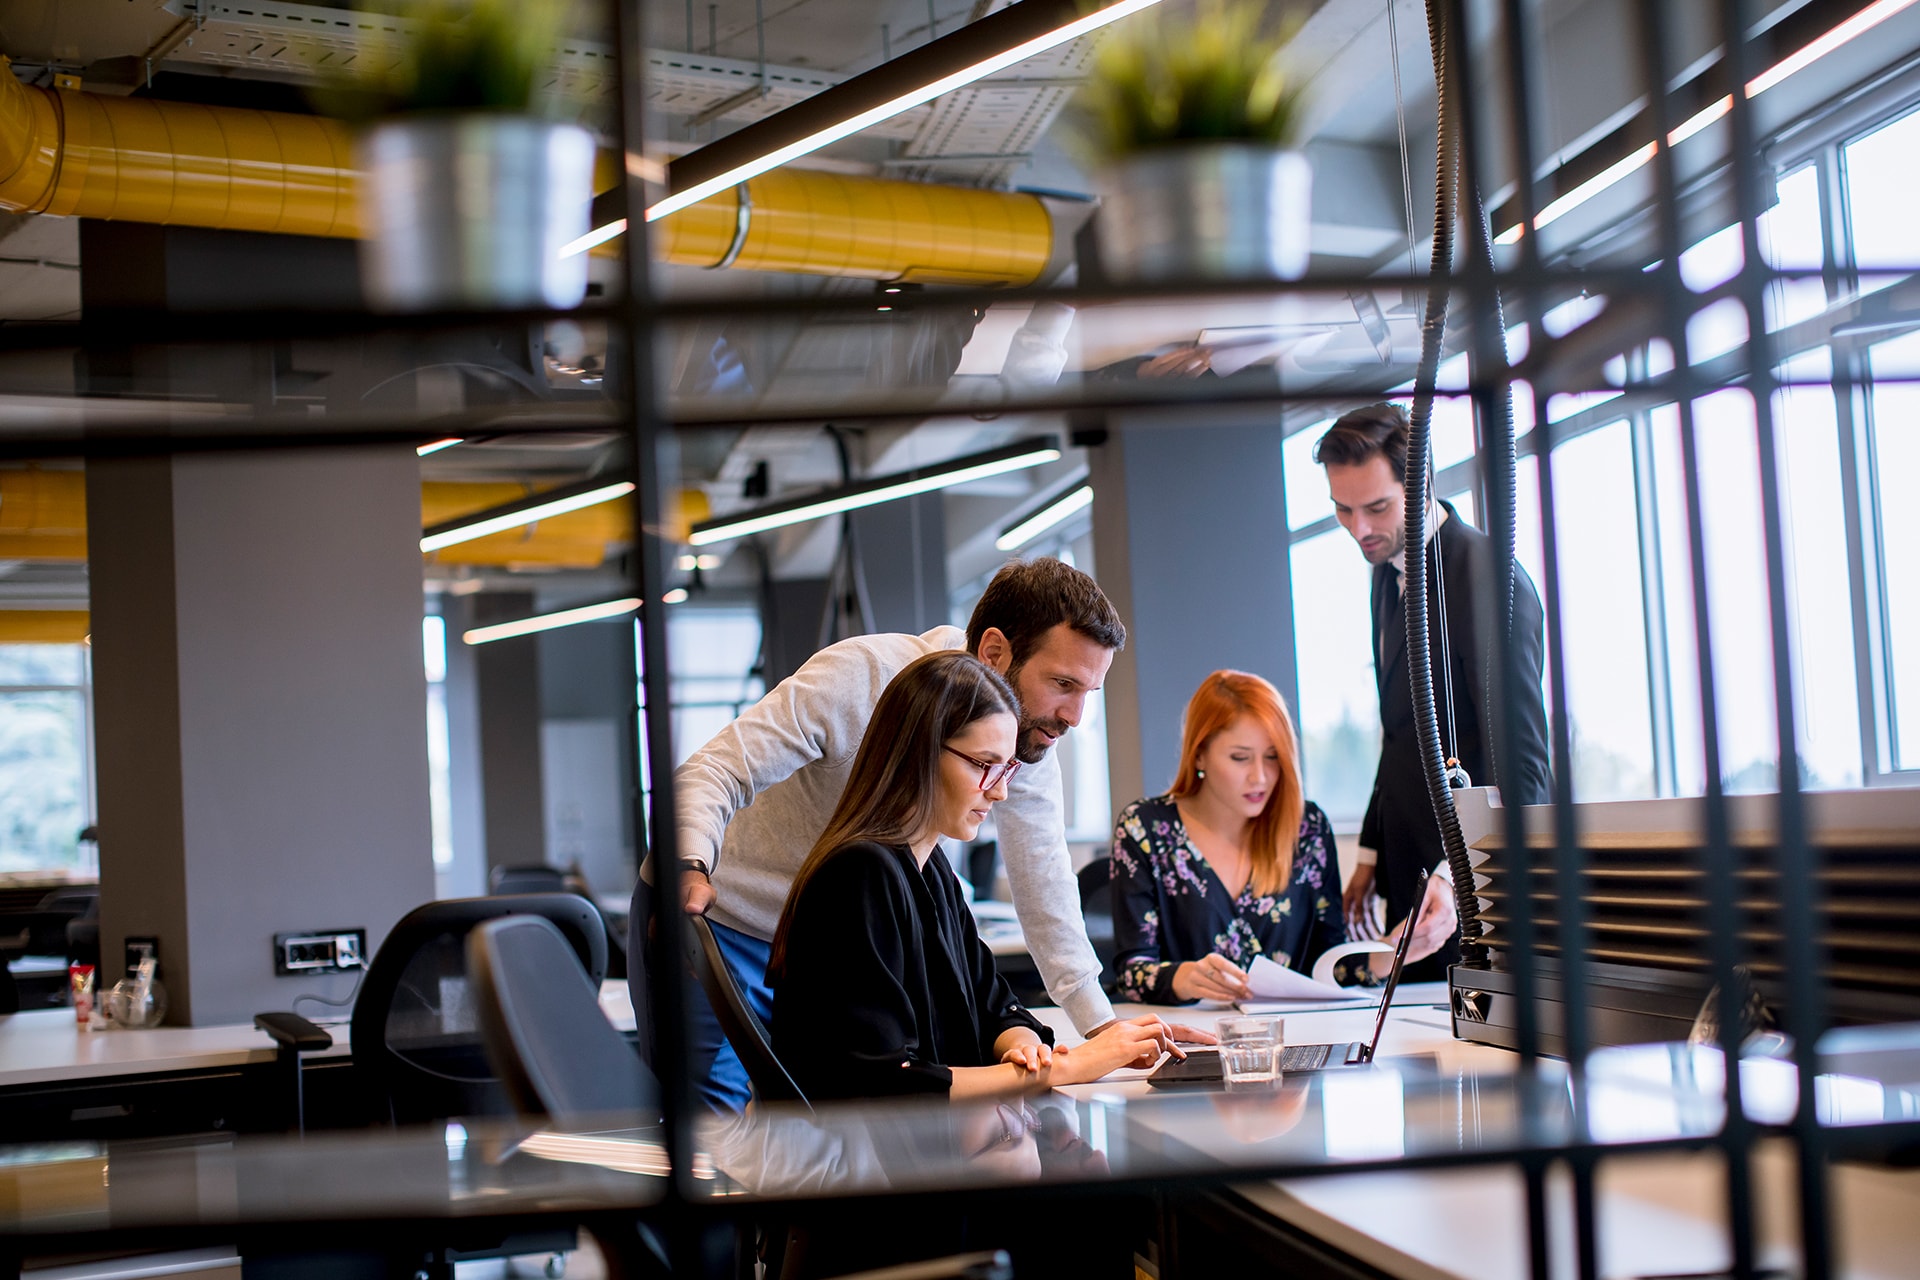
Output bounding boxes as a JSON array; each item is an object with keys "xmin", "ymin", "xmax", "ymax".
[{"xmin": 1316, "ymin": 404, "xmax": 1553, "ymax": 982}]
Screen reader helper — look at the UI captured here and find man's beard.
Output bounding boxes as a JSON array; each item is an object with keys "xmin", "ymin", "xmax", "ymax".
[
  {"xmin": 1363, "ymin": 522, "xmax": 1407, "ymax": 566},
  {"xmin": 1006, "ymin": 659, "xmax": 1071, "ymax": 764},
  {"xmin": 1016, "ymin": 715, "xmax": 1071, "ymax": 765}
]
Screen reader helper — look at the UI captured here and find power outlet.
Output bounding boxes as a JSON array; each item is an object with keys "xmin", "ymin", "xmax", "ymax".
[{"xmin": 273, "ymin": 929, "xmax": 368, "ymax": 976}]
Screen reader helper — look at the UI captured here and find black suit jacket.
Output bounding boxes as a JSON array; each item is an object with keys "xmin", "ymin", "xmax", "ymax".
[{"xmin": 1360, "ymin": 502, "xmax": 1552, "ymax": 968}]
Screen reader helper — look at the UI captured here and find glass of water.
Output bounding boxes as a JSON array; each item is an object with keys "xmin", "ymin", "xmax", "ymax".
[{"xmin": 1219, "ymin": 1015, "xmax": 1282, "ymax": 1090}]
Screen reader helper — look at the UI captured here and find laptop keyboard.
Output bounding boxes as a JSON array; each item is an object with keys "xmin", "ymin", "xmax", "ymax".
[{"xmin": 1278, "ymin": 1043, "xmax": 1334, "ymax": 1071}]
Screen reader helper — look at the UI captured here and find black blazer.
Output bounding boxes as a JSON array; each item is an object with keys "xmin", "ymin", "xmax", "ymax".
[
  {"xmin": 772, "ymin": 840, "xmax": 1052, "ymax": 1102},
  {"xmin": 1360, "ymin": 502, "xmax": 1552, "ymax": 939}
]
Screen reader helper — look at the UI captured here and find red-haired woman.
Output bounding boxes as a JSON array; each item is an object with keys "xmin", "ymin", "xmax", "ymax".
[{"xmin": 1110, "ymin": 670, "xmax": 1353, "ymax": 1004}]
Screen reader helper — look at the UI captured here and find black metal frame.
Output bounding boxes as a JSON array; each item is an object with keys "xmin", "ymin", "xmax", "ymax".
[{"xmin": 0, "ymin": 1, "xmax": 1916, "ymax": 1277}]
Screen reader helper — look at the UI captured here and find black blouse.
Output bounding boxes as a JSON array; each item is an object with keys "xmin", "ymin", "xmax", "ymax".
[
  {"xmin": 1110, "ymin": 795, "xmax": 1350, "ymax": 1004},
  {"xmin": 772, "ymin": 839, "xmax": 1053, "ymax": 1102}
]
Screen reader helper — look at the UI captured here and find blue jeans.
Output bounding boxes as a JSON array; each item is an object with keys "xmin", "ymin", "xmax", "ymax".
[{"xmin": 686, "ymin": 918, "xmax": 775, "ymax": 1113}]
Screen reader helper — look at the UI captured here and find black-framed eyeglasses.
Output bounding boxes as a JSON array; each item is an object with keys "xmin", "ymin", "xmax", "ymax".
[{"xmin": 943, "ymin": 745, "xmax": 1022, "ymax": 792}]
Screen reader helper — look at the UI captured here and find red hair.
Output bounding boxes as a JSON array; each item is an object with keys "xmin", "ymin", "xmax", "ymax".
[{"xmin": 1170, "ymin": 670, "xmax": 1305, "ymax": 897}]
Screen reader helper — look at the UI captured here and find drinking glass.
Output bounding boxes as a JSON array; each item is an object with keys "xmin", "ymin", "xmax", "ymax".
[{"xmin": 1219, "ymin": 1015, "xmax": 1282, "ymax": 1090}]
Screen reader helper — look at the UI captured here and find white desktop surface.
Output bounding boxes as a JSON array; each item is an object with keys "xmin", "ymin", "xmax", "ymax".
[
  {"xmin": 1038, "ymin": 992, "xmax": 1920, "ymax": 1280},
  {"xmin": 0, "ymin": 979, "xmax": 636, "ymax": 1088}
]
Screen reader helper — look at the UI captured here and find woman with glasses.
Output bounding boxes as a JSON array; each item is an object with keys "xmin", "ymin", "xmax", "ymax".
[
  {"xmin": 1111, "ymin": 669, "xmax": 1358, "ymax": 1005},
  {"xmin": 771, "ymin": 650, "xmax": 1180, "ymax": 1101}
]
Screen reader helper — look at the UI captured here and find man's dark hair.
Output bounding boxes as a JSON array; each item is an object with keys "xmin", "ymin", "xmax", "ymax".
[
  {"xmin": 965, "ymin": 557, "xmax": 1126, "ymax": 667},
  {"xmin": 1313, "ymin": 402, "xmax": 1410, "ymax": 478}
]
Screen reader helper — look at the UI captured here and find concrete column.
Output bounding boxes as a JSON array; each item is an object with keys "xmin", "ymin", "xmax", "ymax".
[
  {"xmin": 1089, "ymin": 415, "xmax": 1299, "ymax": 808},
  {"xmin": 538, "ymin": 617, "xmax": 639, "ymax": 897},
  {"xmin": 850, "ymin": 492, "xmax": 948, "ymax": 636},
  {"xmin": 759, "ymin": 577, "xmax": 831, "ymax": 688},
  {"xmin": 437, "ymin": 597, "xmax": 488, "ymax": 900},
  {"xmin": 469, "ymin": 592, "xmax": 547, "ymax": 876},
  {"xmin": 86, "ymin": 449, "xmax": 434, "ymax": 1026}
]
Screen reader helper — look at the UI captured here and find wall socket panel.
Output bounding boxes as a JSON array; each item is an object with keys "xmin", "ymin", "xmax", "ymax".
[{"xmin": 273, "ymin": 929, "xmax": 368, "ymax": 976}]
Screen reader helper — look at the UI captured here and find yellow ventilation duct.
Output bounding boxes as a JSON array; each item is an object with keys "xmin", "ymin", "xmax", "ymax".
[
  {"xmin": 0, "ymin": 57, "xmax": 356, "ymax": 236},
  {"xmin": 0, "ymin": 611, "xmax": 90, "ymax": 644},
  {"xmin": 0, "ymin": 58, "xmax": 1053, "ymax": 284},
  {"xmin": 657, "ymin": 169, "xmax": 1053, "ymax": 286},
  {"xmin": 421, "ymin": 480, "xmax": 633, "ymax": 570},
  {"xmin": 0, "ymin": 469, "xmax": 646, "ymax": 570},
  {"xmin": 0, "ymin": 468, "xmax": 87, "ymax": 561}
]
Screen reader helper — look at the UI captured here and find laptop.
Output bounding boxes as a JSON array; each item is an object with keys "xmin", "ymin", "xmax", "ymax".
[{"xmin": 1147, "ymin": 870, "xmax": 1427, "ymax": 1087}]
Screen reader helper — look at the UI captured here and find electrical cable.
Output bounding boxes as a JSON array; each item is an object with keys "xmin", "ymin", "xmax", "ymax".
[
  {"xmin": 1402, "ymin": 0, "xmax": 1517, "ymax": 965},
  {"xmin": 1385, "ymin": 0, "xmax": 1420, "ymax": 280}
]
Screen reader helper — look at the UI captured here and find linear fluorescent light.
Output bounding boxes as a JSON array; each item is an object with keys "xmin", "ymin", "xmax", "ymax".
[
  {"xmin": 463, "ymin": 597, "xmax": 641, "ymax": 645},
  {"xmin": 997, "ymin": 485, "xmax": 1093, "ymax": 551},
  {"xmin": 689, "ymin": 438, "xmax": 1062, "ymax": 547},
  {"xmin": 417, "ymin": 437, "xmax": 465, "ymax": 456},
  {"xmin": 560, "ymin": 218, "xmax": 629, "ymax": 259},
  {"xmin": 647, "ymin": 0, "xmax": 1164, "ymax": 222},
  {"xmin": 421, "ymin": 479, "xmax": 636, "ymax": 553},
  {"xmin": 1496, "ymin": 0, "xmax": 1918, "ymax": 243}
]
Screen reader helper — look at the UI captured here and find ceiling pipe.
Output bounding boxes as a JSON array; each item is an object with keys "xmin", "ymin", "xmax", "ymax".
[
  {"xmin": 0, "ymin": 57, "xmax": 1053, "ymax": 285},
  {"xmin": 0, "ymin": 469, "xmax": 639, "ymax": 570}
]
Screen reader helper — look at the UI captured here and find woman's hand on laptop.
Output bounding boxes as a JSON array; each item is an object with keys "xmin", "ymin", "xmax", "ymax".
[{"xmin": 1052, "ymin": 1016, "xmax": 1184, "ymax": 1084}]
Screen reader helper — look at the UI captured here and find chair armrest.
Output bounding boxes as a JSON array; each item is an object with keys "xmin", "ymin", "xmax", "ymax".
[{"xmin": 254, "ymin": 1011, "xmax": 334, "ymax": 1052}]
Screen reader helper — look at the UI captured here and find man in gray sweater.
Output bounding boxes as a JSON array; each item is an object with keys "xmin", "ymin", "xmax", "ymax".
[{"xmin": 658, "ymin": 557, "xmax": 1187, "ymax": 1110}]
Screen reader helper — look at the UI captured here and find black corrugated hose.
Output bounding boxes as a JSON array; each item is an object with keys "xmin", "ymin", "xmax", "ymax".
[{"xmin": 1401, "ymin": 0, "xmax": 1518, "ymax": 965}]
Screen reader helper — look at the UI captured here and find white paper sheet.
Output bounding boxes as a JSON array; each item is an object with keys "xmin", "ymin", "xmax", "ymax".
[{"xmin": 1242, "ymin": 950, "xmax": 1387, "ymax": 1003}]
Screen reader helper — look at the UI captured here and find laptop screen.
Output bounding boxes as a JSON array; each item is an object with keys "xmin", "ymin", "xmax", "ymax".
[{"xmin": 1362, "ymin": 868, "xmax": 1429, "ymax": 1061}]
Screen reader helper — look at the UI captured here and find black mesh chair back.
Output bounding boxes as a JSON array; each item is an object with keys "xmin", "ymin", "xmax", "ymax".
[
  {"xmin": 684, "ymin": 914, "xmax": 808, "ymax": 1107},
  {"xmin": 351, "ymin": 894, "xmax": 607, "ymax": 1125},
  {"xmin": 468, "ymin": 915, "xmax": 658, "ymax": 1127}
]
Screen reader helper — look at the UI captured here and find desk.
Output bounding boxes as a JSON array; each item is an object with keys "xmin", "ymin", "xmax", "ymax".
[
  {"xmin": 1030, "ymin": 994, "xmax": 1920, "ymax": 1279},
  {"xmin": 0, "ymin": 982, "xmax": 636, "ymax": 1140}
]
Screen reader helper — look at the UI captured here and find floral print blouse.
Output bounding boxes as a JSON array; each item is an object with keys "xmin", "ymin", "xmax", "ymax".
[{"xmin": 1110, "ymin": 794, "xmax": 1351, "ymax": 1004}]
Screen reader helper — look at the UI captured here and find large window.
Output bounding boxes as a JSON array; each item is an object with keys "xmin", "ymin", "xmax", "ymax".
[
  {"xmin": 662, "ymin": 606, "xmax": 768, "ymax": 769},
  {"xmin": 0, "ymin": 645, "xmax": 95, "ymax": 874},
  {"xmin": 1868, "ymin": 330, "xmax": 1920, "ymax": 770},
  {"xmin": 1287, "ymin": 526, "xmax": 1381, "ymax": 823},
  {"xmin": 1283, "ymin": 89, "xmax": 1920, "ymax": 812}
]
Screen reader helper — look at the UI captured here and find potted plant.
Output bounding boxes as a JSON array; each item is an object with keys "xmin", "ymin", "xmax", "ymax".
[
  {"xmin": 1068, "ymin": 0, "xmax": 1311, "ymax": 281},
  {"xmin": 327, "ymin": 0, "xmax": 596, "ymax": 311}
]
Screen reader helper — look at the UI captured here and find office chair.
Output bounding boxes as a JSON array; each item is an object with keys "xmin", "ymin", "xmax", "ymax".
[
  {"xmin": 254, "ymin": 893, "xmax": 607, "ymax": 1129},
  {"xmin": 467, "ymin": 914, "xmax": 656, "ymax": 1127},
  {"xmin": 469, "ymin": 917, "xmax": 1007, "ymax": 1280},
  {"xmin": 354, "ymin": 893, "xmax": 607, "ymax": 1125},
  {"xmin": 684, "ymin": 914, "xmax": 809, "ymax": 1107},
  {"xmin": 491, "ymin": 864, "xmax": 628, "ymax": 980}
]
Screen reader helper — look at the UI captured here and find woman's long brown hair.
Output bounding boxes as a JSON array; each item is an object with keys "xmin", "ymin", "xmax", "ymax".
[
  {"xmin": 1168, "ymin": 669, "xmax": 1306, "ymax": 898},
  {"xmin": 767, "ymin": 650, "xmax": 1018, "ymax": 979}
]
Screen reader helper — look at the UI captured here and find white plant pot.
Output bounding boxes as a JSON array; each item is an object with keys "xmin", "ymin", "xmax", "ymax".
[
  {"xmin": 1097, "ymin": 144, "xmax": 1312, "ymax": 282},
  {"xmin": 356, "ymin": 115, "xmax": 596, "ymax": 312}
]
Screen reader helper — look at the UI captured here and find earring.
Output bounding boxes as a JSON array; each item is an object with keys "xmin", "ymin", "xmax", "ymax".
[{"xmin": 1196, "ymin": 768, "xmax": 1205, "ymax": 779}]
